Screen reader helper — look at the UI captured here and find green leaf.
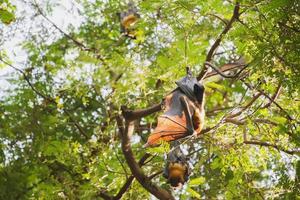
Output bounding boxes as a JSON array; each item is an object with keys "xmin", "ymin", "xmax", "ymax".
[
  {"xmin": 205, "ymin": 82, "xmax": 226, "ymax": 91},
  {"xmin": 211, "ymin": 157, "xmax": 222, "ymax": 169},
  {"xmin": 0, "ymin": 9, "xmax": 15, "ymax": 24},
  {"xmin": 189, "ymin": 177, "xmax": 206, "ymax": 186},
  {"xmin": 187, "ymin": 187, "xmax": 201, "ymax": 199},
  {"xmin": 271, "ymin": 116, "xmax": 287, "ymax": 125}
]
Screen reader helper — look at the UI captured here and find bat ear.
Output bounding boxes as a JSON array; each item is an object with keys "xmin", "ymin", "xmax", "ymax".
[{"xmin": 194, "ymin": 83, "xmax": 205, "ymax": 104}]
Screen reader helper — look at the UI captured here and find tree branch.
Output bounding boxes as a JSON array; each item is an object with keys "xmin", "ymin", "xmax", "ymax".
[
  {"xmin": 64, "ymin": 110, "xmax": 89, "ymax": 139},
  {"xmin": 32, "ymin": 1, "xmax": 106, "ymax": 62},
  {"xmin": 205, "ymin": 3, "xmax": 240, "ymax": 62},
  {"xmin": 118, "ymin": 114, "xmax": 174, "ymax": 200},
  {"xmin": 0, "ymin": 58, "xmax": 89, "ymax": 139},
  {"xmin": 0, "ymin": 57, "xmax": 52, "ymax": 102},
  {"xmin": 224, "ymin": 118, "xmax": 279, "ymax": 126},
  {"xmin": 207, "ymin": 13, "xmax": 229, "ymax": 25},
  {"xmin": 121, "ymin": 103, "xmax": 162, "ymax": 121},
  {"xmin": 203, "ymin": 61, "xmax": 247, "ymax": 79},
  {"xmin": 114, "ymin": 153, "xmax": 151, "ymax": 199},
  {"xmin": 148, "ymin": 170, "xmax": 163, "ymax": 180},
  {"xmin": 98, "ymin": 192, "xmax": 113, "ymax": 200},
  {"xmin": 244, "ymin": 140, "xmax": 300, "ymax": 155},
  {"xmin": 198, "ymin": 2, "xmax": 240, "ymax": 80},
  {"xmin": 203, "ymin": 61, "xmax": 246, "ymax": 79},
  {"xmin": 242, "ymin": 80, "xmax": 294, "ymax": 121},
  {"xmin": 261, "ymin": 84, "xmax": 282, "ymax": 109},
  {"xmin": 226, "ymin": 92, "xmax": 262, "ymax": 119},
  {"xmin": 96, "ymin": 152, "xmax": 152, "ymax": 199}
]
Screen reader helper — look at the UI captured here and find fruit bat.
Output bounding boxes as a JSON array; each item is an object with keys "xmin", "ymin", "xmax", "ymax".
[
  {"xmin": 119, "ymin": 2, "xmax": 139, "ymax": 39},
  {"xmin": 163, "ymin": 144, "xmax": 190, "ymax": 189},
  {"xmin": 144, "ymin": 70, "xmax": 205, "ymax": 147}
]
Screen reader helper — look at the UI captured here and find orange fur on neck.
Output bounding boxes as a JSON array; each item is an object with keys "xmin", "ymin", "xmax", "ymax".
[
  {"xmin": 121, "ymin": 14, "xmax": 138, "ymax": 28},
  {"xmin": 169, "ymin": 163, "xmax": 185, "ymax": 180}
]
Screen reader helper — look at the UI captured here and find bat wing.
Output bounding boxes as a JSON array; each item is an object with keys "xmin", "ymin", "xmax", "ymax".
[{"xmin": 146, "ymin": 116, "xmax": 188, "ymax": 147}]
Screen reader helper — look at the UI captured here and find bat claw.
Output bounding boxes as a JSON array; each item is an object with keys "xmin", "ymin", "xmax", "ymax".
[
  {"xmin": 192, "ymin": 130, "xmax": 198, "ymax": 137},
  {"xmin": 143, "ymin": 143, "xmax": 149, "ymax": 148}
]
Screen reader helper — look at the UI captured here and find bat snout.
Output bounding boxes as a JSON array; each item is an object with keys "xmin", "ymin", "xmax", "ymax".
[{"xmin": 172, "ymin": 183, "xmax": 183, "ymax": 190}]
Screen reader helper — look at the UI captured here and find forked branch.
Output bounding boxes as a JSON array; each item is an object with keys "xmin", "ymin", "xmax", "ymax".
[
  {"xmin": 198, "ymin": 2, "xmax": 240, "ymax": 80},
  {"xmin": 117, "ymin": 114, "xmax": 174, "ymax": 200}
]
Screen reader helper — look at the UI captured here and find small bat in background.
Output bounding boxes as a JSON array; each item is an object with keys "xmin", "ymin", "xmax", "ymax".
[
  {"xmin": 163, "ymin": 145, "xmax": 190, "ymax": 189},
  {"xmin": 119, "ymin": 2, "xmax": 139, "ymax": 39}
]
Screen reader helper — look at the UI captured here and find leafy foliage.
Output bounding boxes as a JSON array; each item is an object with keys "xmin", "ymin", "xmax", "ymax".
[{"xmin": 0, "ymin": 0, "xmax": 15, "ymax": 24}]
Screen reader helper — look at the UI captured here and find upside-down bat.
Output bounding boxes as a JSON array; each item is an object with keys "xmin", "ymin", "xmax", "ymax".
[
  {"xmin": 144, "ymin": 70, "xmax": 205, "ymax": 147},
  {"xmin": 163, "ymin": 144, "xmax": 190, "ymax": 189},
  {"xmin": 119, "ymin": 2, "xmax": 139, "ymax": 39}
]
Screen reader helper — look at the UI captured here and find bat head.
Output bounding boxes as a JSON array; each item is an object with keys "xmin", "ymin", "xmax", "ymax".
[
  {"xmin": 169, "ymin": 173, "xmax": 184, "ymax": 188},
  {"xmin": 194, "ymin": 83, "xmax": 205, "ymax": 105},
  {"xmin": 167, "ymin": 162, "xmax": 188, "ymax": 189}
]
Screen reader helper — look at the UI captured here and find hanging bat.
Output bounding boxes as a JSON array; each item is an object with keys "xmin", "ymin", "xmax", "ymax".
[
  {"xmin": 119, "ymin": 2, "xmax": 139, "ymax": 39},
  {"xmin": 163, "ymin": 144, "xmax": 190, "ymax": 189},
  {"xmin": 144, "ymin": 70, "xmax": 205, "ymax": 147}
]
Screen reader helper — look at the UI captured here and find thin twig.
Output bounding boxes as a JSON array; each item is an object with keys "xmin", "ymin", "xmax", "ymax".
[
  {"xmin": 0, "ymin": 57, "xmax": 89, "ymax": 139},
  {"xmin": 32, "ymin": 1, "xmax": 106, "ymax": 62},
  {"xmin": 0, "ymin": 57, "xmax": 52, "ymax": 101},
  {"xmin": 118, "ymin": 114, "xmax": 174, "ymax": 199},
  {"xmin": 244, "ymin": 140, "xmax": 300, "ymax": 155},
  {"xmin": 242, "ymin": 80, "xmax": 294, "ymax": 121},
  {"xmin": 204, "ymin": 61, "xmax": 248, "ymax": 79},
  {"xmin": 207, "ymin": 13, "xmax": 228, "ymax": 25},
  {"xmin": 261, "ymin": 84, "xmax": 282, "ymax": 109},
  {"xmin": 226, "ymin": 92, "xmax": 262, "ymax": 119}
]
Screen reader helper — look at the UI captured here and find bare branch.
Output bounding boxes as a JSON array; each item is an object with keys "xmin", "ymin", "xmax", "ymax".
[
  {"xmin": 64, "ymin": 110, "xmax": 89, "ymax": 139},
  {"xmin": 224, "ymin": 118, "xmax": 279, "ymax": 126},
  {"xmin": 148, "ymin": 170, "xmax": 163, "ymax": 180},
  {"xmin": 114, "ymin": 153, "xmax": 151, "ymax": 200},
  {"xmin": 98, "ymin": 192, "xmax": 113, "ymax": 200},
  {"xmin": 242, "ymin": 80, "xmax": 294, "ymax": 121},
  {"xmin": 198, "ymin": 2, "xmax": 240, "ymax": 80},
  {"xmin": 203, "ymin": 62, "xmax": 246, "ymax": 79},
  {"xmin": 118, "ymin": 115, "xmax": 174, "ymax": 199},
  {"xmin": 253, "ymin": 119, "xmax": 278, "ymax": 126},
  {"xmin": 244, "ymin": 140, "xmax": 300, "ymax": 155},
  {"xmin": 224, "ymin": 118, "xmax": 245, "ymax": 125},
  {"xmin": 205, "ymin": 2, "xmax": 240, "ymax": 62},
  {"xmin": 0, "ymin": 57, "xmax": 52, "ymax": 101},
  {"xmin": 207, "ymin": 13, "xmax": 229, "ymax": 25},
  {"xmin": 227, "ymin": 92, "xmax": 262, "ymax": 119},
  {"xmin": 121, "ymin": 103, "xmax": 162, "ymax": 121},
  {"xmin": 0, "ymin": 58, "xmax": 89, "ymax": 139},
  {"xmin": 97, "ymin": 153, "xmax": 152, "ymax": 199},
  {"xmin": 261, "ymin": 84, "xmax": 282, "ymax": 109},
  {"xmin": 206, "ymin": 106, "xmax": 235, "ymax": 116},
  {"xmin": 204, "ymin": 61, "xmax": 248, "ymax": 79},
  {"xmin": 32, "ymin": 1, "xmax": 105, "ymax": 62}
]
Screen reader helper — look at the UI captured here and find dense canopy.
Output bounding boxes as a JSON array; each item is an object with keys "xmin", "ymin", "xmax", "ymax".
[{"xmin": 0, "ymin": 0, "xmax": 299, "ymax": 199}]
